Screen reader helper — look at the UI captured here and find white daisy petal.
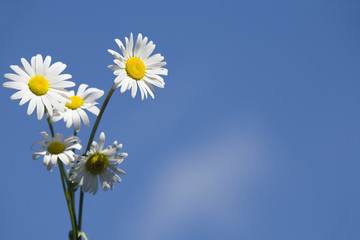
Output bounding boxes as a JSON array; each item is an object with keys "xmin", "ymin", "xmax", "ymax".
[
  {"xmin": 3, "ymin": 55, "xmax": 74, "ymax": 120},
  {"xmin": 134, "ymin": 33, "xmax": 143, "ymax": 57},
  {"xmin": 78, "ymin": 108, "xmax": 90, "ymax": 127},
  {"xmin": 36, "ymin": 97, "xmax": 44, "ymax": 120},
  {"xmin": 32, "ymin": 131, "xmax": 81, "ymax": 171},
  {"xmin": 58, "ymin": 153, "xmax": 69, "ymax": 165},
  {"xmin": 35, "ymin": 54, "xmax": 43, "ymax": 75},
  {"xmin": 4, "ymin": 73, "xmax": 28, "ymax": 83},
  {"xmin": 143, "ymin": 76, "xmax": 165, "ymax": 88},
  {"xmin": 144, "ymin": 53, "xmax": 164, "ymax": 65},
  {"xmin": 72, "ymin": 110, "xmax": 81, "ymax": 132},
  {"xmin": 90, "ymin": 175, "xmax": 98, "ymax": 195},
  {"xmin": 30, "ymin": 56, "xmax": 36, "ymax": 69},
  {"xmin": 44, "ymin": 155, "xmax": 51, "ymax": 170},
  {"xmin": 138, "ymin": 81, "xmax": 146, "ymax": 100},
  {"xmin": 86, "ymin": 106, "xmax": 100, "ymax": 116},
  {"xmin": 21, "ymin": 58, "xmax": 35, "ymax": 77},
  {"xmin": 49, "ymin": 74, "xmax": 72, "ymax": 83},
  {"xmin": 108, "ymin": 49, "xmax": 123, "ymax": 60},
  {"xmin": 27, "ymin": 98, "xmax": 37, "ymax": 115},
  {"xmin": 69, "ymin": 132, "xmax": 127, "ymax": 195},
  {"xmin": 115, "ymin": 39, "xmax": 126, "ymax": 56},
  {"xmin": 18, "ymin": 92, "xmax": 32, "ymax": 106},
  {"xmin": 84, "ymin": 91, "xmax": 104, "ymax": 102},
  {"xmin": 45, "ymin": 63, "xmax": 64, "ymax": 79},
  {"xmin": 98, "ymin": 132, "xmax": 105, "ymax": 151},
  {"xmin": 108, "ymin": 33, "xmax": 167, "ymax": 99},
  {"xmin": 108, "ymin": 64, "xmax": 121, "ymax": 71},
  {"xmin": 82, "ymin": 87, "xmax": 103, "ymax": 100},
  {"xmin": 108, "ymin": 165, "xmax": 126, "ymax": 175},
  {"xmin": 142, "ymin": 41, "xmax": 156, "ymax": 60},
  {"xmin": 114, "ymin": 59, "xmax": 125, "ymax": 68},
  {"xmin": 113, "ymin": 71, "xmax": 127, "ymax": 85},
  {"xmin": 77, "ymin": 84, "xmax": 88, "ymax": 96},
  {"xmin": 50, "ymin": 154, "xmax": 58, "ymax": 167},
  {"xmin": 131, "ymin": 79, "xmax": 137, "ymax": 98},
  {"xmin": 120, "ymin": 77, "xmax": 130, "ymax": 93},
  {"xmin": 99, "ymin": 174, "xmax": 109, "ymax": 190},
  {"xmin": 52, "ymin": 84, "xmax": 103, "ymax": 131},
  {"xmin": 143, "ymin": 81, "xmax": 156, "ymax": 99},
  {"xmin": 82, "ymin": 172, "xmax": 91, "ymax": 192},
  {"xmin": 11, "ymin": 90, "xmax": 26, "ymax": 100},
  {"xmin": 43, "ymin": 56, "xmax": 52, "ymax": 74},
  {"xmin": 41, "ymin": 95, "xmax": 53, "ymax": 116},
  {"xmin": 10, "ymin": 65, "xmax": 31, "ymax": 79},
  {"xmin": 3, "ymin": 81, "xmax": 26, "ymax": 90}
]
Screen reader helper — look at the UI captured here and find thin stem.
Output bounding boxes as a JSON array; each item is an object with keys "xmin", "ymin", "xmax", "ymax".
[
  {"xmin": 59, "ymin": 160, "xmax": 78, "ymax": 240},
  {"xmin": 70, "ymin": 130, "xmax": 78, "ymax": 238},
  {"xmin": 45, "ymin": 110, "xmax": 55, "ymax": 138},
  {"xmin": 45, "ymin": 110, "xmax": 78, "ymax": 240},
  {"xmin": 78, "ymin": 191, "xmax": 84, "ymax": 230},
  {"xmin": 78, "ymin": 85, "xmax": 116, "ymax": 232},
  {"xmin": 85, "ymin": 86, "xmax": 116, "ymax": 152}
]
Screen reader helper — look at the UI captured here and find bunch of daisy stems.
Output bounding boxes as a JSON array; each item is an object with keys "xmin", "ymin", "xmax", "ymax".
[{"xmin": 3, "ymin": 33, "xmax": 167, "ymax": 240}]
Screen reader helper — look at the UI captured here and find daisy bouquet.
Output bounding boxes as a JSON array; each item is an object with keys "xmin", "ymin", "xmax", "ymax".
[{"xmin": 3, "ymin": 33, "xmax": 167, "ymax": 240}]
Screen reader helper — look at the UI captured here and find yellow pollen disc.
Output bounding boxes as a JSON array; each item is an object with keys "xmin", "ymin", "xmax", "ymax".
[
  {"xmin": 125, "ymin": 57, "xmax": 146, "ymax": 80},
  {"xmin": 86, "ymin": 153, "xmax": 109, "ymax": 175},
  {"xmin": 28, "ymin": 76, "xmax": 49, "ymax": 96},
  {"xmin": 47, "ymin": 142, "xmax": 66, "ymax": 154},
  {"xmin": 66, "ymin": 96, "xmax": 83, "ymax": 110}
]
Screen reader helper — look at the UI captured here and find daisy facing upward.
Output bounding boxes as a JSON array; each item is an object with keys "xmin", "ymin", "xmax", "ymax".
[
  {"xmin": 3, "ymin": 54, "xmax": 74, "ymax": 120},
  {"xmin": 51, "ymin": 84, "xmax": 104, "ymax": 132},
  {"xmin": 108, "ymin": 33, "xmax": 168, "ymax": 100}
]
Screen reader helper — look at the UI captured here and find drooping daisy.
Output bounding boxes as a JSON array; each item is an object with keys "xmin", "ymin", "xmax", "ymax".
[
  {"xmin": 32, "ymin": 131, "xmax": 82, "ymax": 171},
  {"xmin": 3, "ymin": 54, "xmax": 75, "ymax": 120},
  {"xmin": 108, "ymin": 33, "xmax": 168, "ymax": 100},
  {"xmin": 51, "ymin": 84, "xmax": 104, "ymax": 132},
  {"xmin": 69, "ymin": 132, "xmax": 127, "ymax": 195}
]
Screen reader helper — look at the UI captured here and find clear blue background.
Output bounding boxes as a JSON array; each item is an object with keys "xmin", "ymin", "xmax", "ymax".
[{"xmin": 0, "ymin": 0, "xmax": 360, "ymax": 239}]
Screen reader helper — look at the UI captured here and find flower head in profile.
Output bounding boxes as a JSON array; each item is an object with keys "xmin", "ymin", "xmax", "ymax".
[
  {"xmin": 3, "ymin": 54, "xmax": 75, "ymax": 120},
  {"xmin": 51, "ymin": 84, "xmax": 104, "ymax": 132},
  {"xmin": 32, "ymin": 131, "xmax": 82, "ymax": 171},
  {"xmin": 108, "ymin": 33, "xmax": 168, "ymax": 100},
  {"xmin": 69, "ymin": 132, "xmax": 127, "ymax": 195}
]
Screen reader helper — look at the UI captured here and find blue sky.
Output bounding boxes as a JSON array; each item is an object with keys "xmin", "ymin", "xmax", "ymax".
[{"xmin": 0, "ymin": 0, "xmax": 360, "ymax": 239}]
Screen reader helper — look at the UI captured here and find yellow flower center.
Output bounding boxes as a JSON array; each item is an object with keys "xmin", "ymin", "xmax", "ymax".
[
  {"xmin": 66, "ymin": 96, "xmax": 83, "ymax": 110},
  {"xmin": 28, "ymin": 76, "xmax": 49, "ymax": 96},
  {"xmin": 47, "ymin": 141, "xmax": 66, "ymax": 154},
  {"xmin": 125, "ymin": 57, "xmax": 146, "ymax": 80},
  {"xmin": 86, "ymin": 153, "xmax": 109, "ymax": 175}
]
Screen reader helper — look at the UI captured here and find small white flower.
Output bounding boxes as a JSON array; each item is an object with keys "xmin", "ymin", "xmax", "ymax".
[
  {"xmin": 108, "ymin": 33, "xmax": 168, "ymax": 100},
  {"xmin": 32, "ymin": 131, "xmax": 82, "ymax": 171},
  {"xmin": 3, "ymin": 54, "xmax": 75, "ymax": 120},
  {"xmin": 51, "ymin": 84, "xmax": 104, "ymax": 132},
  {"xmin": 69, "ymin": 132, "xmax": 127, "ymax": 195}
]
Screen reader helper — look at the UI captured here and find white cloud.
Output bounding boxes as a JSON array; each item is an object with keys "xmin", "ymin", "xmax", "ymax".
[{"xmin": 125, "ymin": 125, "xmax": 269, "ymax": 240}]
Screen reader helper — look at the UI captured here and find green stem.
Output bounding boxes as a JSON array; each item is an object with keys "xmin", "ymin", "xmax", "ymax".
[
  {"xmin": 78, "ymin": 191, "xmax": 84, "ymax": 230},
  {"xmin": 70, "ymin": 130, "xmax": 78, "ymax": 238},
  {"xmin": 78, "ymin": 85, "xmax": 116, "ymax": 232},
  {"xmin": 85, "ymin": 86, "xmax": 116, "ymax": 152},
  {"xmin": 45, "ymin": 111, "xmax": 55, "ymax": 137},
  {"xmin": 45, "ymin": 110, "xmax": 78, "ymax": 240},
  {"xmin": 59, "ymin": 160, "xmax": 78, "ymax": 240}
]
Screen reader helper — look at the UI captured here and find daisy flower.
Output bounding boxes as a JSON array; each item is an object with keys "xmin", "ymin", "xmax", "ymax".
[
  {"xmin": 3, "ymin": 54, "xmax": 75, "ymax": 120},
  {"xmin": 51, "ymin": 84, "xmax": 104, "ymax": 132},
  {"xmin": 69, "ymin": 132, "xmax": 127, "ymax": 195},
  {"xmin": 32, "ymin": 131, "xmax": 82, "ymax": 171},
  {"xmin": 108, "ymin": 33, "xmax": 168, "ymax": 100}
]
